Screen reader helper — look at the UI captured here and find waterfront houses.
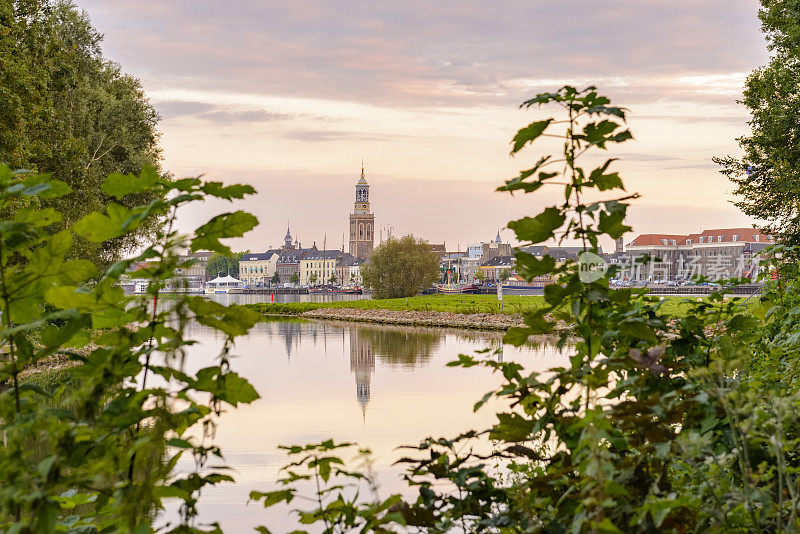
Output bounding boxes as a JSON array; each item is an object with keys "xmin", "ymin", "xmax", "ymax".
[
  {"xmin": 480, "ymin": 255, "xmax": 515, "ymax": 282},
  {"xmin": 176, "ymin": 251, "xmax": 212, "ymax": 280},
  {"xmin": 239, "ymin": 251, "xmax": 279, "ymax": 287},
  {"xmin": 337, "ymin": 257, "xmax": 367, "ymax": 286},
  {"xmin": 300, "ymin": 250, "xmax": 350, "ymax": 286},
  {"xmin": 622, "ymin": 227, "xmax": 772, "ymax": 281}
]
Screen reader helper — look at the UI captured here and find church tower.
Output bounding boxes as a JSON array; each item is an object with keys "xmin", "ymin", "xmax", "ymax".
[{"xmin": 349, "ymin": 165, "xmax": 375, "ymax": 259}]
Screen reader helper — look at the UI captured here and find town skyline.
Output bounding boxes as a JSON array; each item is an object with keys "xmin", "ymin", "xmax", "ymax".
[{"xmin": 75, "ymin": 1, "xmax": 769, "ymax": 250}]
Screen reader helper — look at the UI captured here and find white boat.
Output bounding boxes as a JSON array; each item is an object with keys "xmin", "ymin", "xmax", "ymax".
[{"xmin": 204, "ymin": 275, "xmax": 244, "ymax": 294}]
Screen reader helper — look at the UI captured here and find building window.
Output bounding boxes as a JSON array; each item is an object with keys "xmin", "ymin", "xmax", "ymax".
[{"xmin": 699, "ymin": 237, "xmax": 704, "ymax": 243}]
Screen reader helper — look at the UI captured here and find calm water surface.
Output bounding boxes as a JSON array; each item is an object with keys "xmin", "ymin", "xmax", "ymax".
[
  {"xmin": 207, "ymin": 292, "xmax": 368, "ymax": 305},
  {"xmin": 171, "ymin": 319, "xmax": 566, "ymax": 531}
]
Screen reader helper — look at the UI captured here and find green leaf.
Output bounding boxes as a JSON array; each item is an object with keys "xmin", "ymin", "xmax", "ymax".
[
  {"xmin": 510, "ymin": 119, "xmax": 553, "ymax": 154},
  {"xmin": 588, "ymin": 159, "xmax": 625, "ymax": 191},
  {"xmin": 201, "ymin": 182, "xmax": 257, "ymax": 200},
  {"xmin": 581, "ymin": 119, "xmax": 622, "ymax": 148},
  {"xmin": 72, "ymin": 206, "xmax": 130, "ymax": 242},
  {"xmin": 101, "ymin": 166, "xmax": 159, "ymax": 199},
  {"xmin": 514, "ymin": 251, "xmax": 556, "ymax": 279},
  {"xmin": 186, "ymin": 297, "xmax": 259, "ymax": 337},
  {"xmin": 193, "ymin": 367, "xmax": 261, "ymax": 407},
  {"xmin": 619, "ymin": 319, "xmax": 655, "ymax": 341},
  {"xmin": 36, "ymin": 180, "xmax": 72, "ymax": 199},
  {"xmin": 14, "ymin": 207, "xmax": 62, "ymax": 227},
  {"xmin": 507, "ymin": 207, "xmax": 565, "ymax": 243},
  {"xmin": 489, "ymin": 412, "xmax": 534, "ymax": 441},
  {"xmin": 595, "ymin": 517, "xmax": 625, "ymax": 534},
  {"xmin": 598, "ymin": 208, "xmax": 631, "ymax": 239},
  {"xmin": 191, "ymin": 211, "xmax": 259, "ymax": 254}
]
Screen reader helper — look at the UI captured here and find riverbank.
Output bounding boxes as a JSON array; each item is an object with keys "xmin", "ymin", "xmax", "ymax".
[
  {"xmin": 302, "ymin": 307, "xmax": 533, "ymax": 330},
  {"xmin": 246, "ymin": 293, "xmax": 759, "ymax": 331}
]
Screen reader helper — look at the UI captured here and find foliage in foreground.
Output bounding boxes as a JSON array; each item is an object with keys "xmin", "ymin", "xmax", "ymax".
[
  {"xmin": 252, "ymin": 87, "xmax": 800, "ymax": 533},
  {"xmin": 361, "ymin": 235, "xmax": 440, "ymax": 299},
  {"xmin": 0, "ymin": 164, "xmax": 262, "ymax": 532},
  {"xmin": 2, "ymin": 86, "xmax": 799, "ymax": 533}
]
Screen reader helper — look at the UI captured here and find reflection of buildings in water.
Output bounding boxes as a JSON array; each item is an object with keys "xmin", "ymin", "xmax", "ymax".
[
  {"xmin": 275, "ymin": 321, "xmax": 304, "ymax": 361},
  {"xmin": 356, "ymin": 326, "xmax": 440, "ymax": 369},
  {"xmin": 348, "ymin": 327, "xmax": 375, "ymax": 418}
]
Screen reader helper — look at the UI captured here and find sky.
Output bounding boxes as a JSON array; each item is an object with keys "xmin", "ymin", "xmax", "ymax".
[{"xmin": 75, "ymin": 0, "xmax": 770, "ymax": 252}]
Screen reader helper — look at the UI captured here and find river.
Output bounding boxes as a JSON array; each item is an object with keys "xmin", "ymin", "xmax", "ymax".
[{"xmin": 168, "ymin": 318, "xmax": 566, "ymax": 531}]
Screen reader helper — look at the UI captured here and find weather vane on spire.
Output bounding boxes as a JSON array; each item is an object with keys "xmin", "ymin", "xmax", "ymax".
[{"xmin": 361, "ymin": 157, "xmax": 365, "ymax": 178}]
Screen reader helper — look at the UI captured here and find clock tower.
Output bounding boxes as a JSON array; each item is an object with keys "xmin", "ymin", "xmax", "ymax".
[{"xmin": 349, "ymin": 165, "xmax": 374, "ymax": 259}]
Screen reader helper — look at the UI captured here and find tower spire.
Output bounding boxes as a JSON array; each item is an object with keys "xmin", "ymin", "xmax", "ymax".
[{"xmin": 361, "ymin": 157, "xmax": 365, "ymax": 179}]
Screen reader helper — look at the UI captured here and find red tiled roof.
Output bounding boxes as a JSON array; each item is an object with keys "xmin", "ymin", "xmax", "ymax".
[
  {"xmin": 694, "ymin": 228, "xmax": 771, "ymax": 243},
  {"xmin": 627, "ymin": 234, "xmax": 688, "ymax": 247},
  {"xmin": 628, "ymin": 228, "xmax": 772, "ymax": 247}
]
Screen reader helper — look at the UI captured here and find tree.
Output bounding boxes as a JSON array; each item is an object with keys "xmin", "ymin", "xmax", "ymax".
[
  {"xmin": 361, "ymin": 235, "xmax": 440, "ymax": 298},
  {"xmin": 328, "ymin": 274, "xmax": 338, "ymax": 285},
  {"xmin": 270, "ymin": 272, "xmax": 280, "ymax": 284},
  {"xmin": 0, "ymin": 1, "xmax": 165, "ymax": 270},
  {"xmin": 475, "ymin": 270, "xmax": 485, "ymax": 283},
  {"xmin": 309, "ymin": 273, "xmax": 318, "ymax": 285},
  {"xmin": 716, "ymin": 0, "xmax": 800, "ymax": 246},
  {"xmin": 500, "ymin": 268, "xmax": 511, "ymax": 282},
  {"xmin": 205, "ymin": 252, "xmax": 243, "ymax": 279},
  {"xmin": 290, "ymin": 272, "xmax": 300, "ymax": 284}
]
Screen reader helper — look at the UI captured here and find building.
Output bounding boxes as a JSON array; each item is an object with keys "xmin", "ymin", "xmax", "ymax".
[
  {"xmin": 300, "ymin": 249, "xmax": 349, "ymax": 286},
  {"xmin": 480, "ymin": 255, "xmax": 516, "ymax": 282},
  {"xmin": 276, "ymin": 249, "xmax": 305, "ymax": 284},
  {"xmin": 519, "ymin": 245, "xmax": 597, "ymax": 263},
  {"xmin": 466, "ymin": 244, "xmax": 483, "ymax": 259},
  {"xmin": 623, "ymin": 227, "xmax": 772, "ymax": 281},
  {"xmin": 239, "ymin": 251, "xmax": 279, "ymax": 287},
  {"xmin": 336, "ymin": 256, "xmax": 367, "ymax": 286},
  {"xmin": 428, "ymin": 243, "xmax": 447, "ymax": 259},
  {"xmin": 349, "ymin": 166, "xmax": 375, "ymax": 259},
  {"xmin": 481, "ymin": 231, "xmax": 512, "ymax": 262},
  {"xmin": 175, "ymin": 251, "xmax": 213, "ymax": 280}
]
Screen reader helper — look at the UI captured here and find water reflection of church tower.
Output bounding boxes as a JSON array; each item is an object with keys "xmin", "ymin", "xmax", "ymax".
[{"xmin": 349, "ymin": 328, "xmax": 375, "ymax": 415}]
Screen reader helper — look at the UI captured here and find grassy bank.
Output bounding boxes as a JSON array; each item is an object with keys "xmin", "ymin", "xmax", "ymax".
[
  {"xmin": 247, "ymin": 293, "xmax": 758, "ymax": 317},
  {"xmin": 248, "ymin": 294, "xmax": 544, "ymax": 316}
]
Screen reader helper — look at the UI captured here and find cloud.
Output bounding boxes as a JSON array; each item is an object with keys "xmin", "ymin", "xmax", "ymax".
[
  {"xmin": 74, "ymin": 0, "xmax": 768, "ymax": 249},
  {"xmin": 79, "ymin": 0, "xmax": 768, "ymax": 108},
  {"xmin": 282, "ymin": 130, "xmax": 402, "ymax": 142},
  {"xmin": 616, "ymin": 153, "xmax": 681, "ymax": 162},
  {"xmin": 154, "ymin": 100, "xmax": 295, "ymax": 124},
  {"xmin": 201, "ymin": 110, "xmax": 293, "ymax": 124},
  {"xmin": 156, "ymin": 101, "xmax": 215, "ymax": 118}
]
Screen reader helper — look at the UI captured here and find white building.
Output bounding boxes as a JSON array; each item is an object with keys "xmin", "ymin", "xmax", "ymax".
[
  {"xmin": 239, "ymin": 252, "xmax": 278, "ymax": 287},
  {"xmin": 467, "ymin": 244, "xmax": 483, "ymax": 259}
]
